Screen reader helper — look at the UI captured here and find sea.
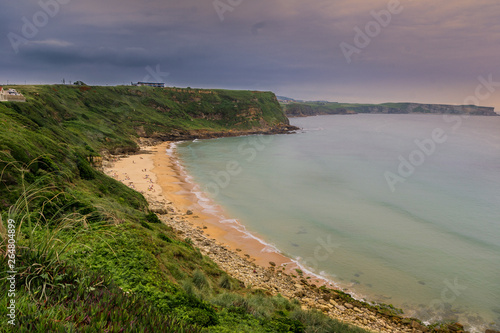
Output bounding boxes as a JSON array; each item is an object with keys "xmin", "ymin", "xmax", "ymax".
[{"xmin": 175, "ymin": 114, "xmax": 500, "ymax": 332}]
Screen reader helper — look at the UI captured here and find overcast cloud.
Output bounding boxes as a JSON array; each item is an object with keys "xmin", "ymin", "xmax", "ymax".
[{"xmin": 2, "ymin": 0, "xmax": 500, "ymax": 110}]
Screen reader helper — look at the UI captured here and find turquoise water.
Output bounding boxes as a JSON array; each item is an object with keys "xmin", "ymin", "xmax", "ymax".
[{"xmin": 176, "ymin": 114, "xmax": 500, "ymax": 332}]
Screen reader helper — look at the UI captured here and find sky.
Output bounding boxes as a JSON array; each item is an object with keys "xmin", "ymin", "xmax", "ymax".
[{"xmin": 1, "ymin": 0, "xmax": 500, "ymax": 111}]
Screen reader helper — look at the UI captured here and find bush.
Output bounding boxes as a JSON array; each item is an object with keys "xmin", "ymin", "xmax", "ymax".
[
  {"xmin": 290, "ymin": 308, "xmax": 369, "ymax": 333},
  {"xmin": 192, "ymin": 269, "xmax": 209, "ymax": 290},
  {"xmin": 211, "ymin": 292, "xmax": 245, "ymax": 309},
  {"xmin": 146, "ymin": 212, "xmax": 162, "ymax": 224},
  {"xmin": 159, "ymin": 233, "xmax": 172, "ymax": 243},
  {"xmin": 218, "ymin": 274, "xmax": 233, "ymax": 290},
  {"xmin": 267, "ymin": 314, "xmax": 305, "ymax": 333},
  {"xmin": 140, "ymin": 221, "xmax": 153, "ymax": 230},
  {"xmin": 0, "ymin": 260, "xmax": 201, "ymax": 332},
  {"xmin": 77, "ymin": 157, "xmax": 95, "ymax": 180},
  {"xmin": 169, "ymin": 294, "xmax": 218, "ymax": 327}
]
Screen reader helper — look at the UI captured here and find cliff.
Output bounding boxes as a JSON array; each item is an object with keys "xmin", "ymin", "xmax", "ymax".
[
  {"xmin": 284, "ymin": 101, "xmax": 498, "ymax": 117},
  {"xmin": 0, "ymin": 85, "xmax": 294, "ymax": 154},
  {"xmin": 0, "ymin": 85, "xmax": 329, "ymax": 333},
  {"xmin": 0, "ymin": 85, "xmax": 473, "ymax": 333}
]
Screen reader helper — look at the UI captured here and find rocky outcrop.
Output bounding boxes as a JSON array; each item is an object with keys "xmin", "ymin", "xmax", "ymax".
[{"xmin": 149, "ymin": 124, "xmax": 300, "ymax": 142}]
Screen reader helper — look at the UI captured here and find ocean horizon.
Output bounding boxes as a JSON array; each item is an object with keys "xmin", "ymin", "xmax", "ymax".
[{"xmin": 176, "ymin": 114, "xmax": 500, "ymax": 332}]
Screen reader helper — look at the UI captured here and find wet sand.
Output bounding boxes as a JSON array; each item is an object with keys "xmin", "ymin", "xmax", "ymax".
[
  {"xmin": 106, "ymin": 142, "xmax": 306, "ymax": 273},
  {"xmin": 103, "ymin": 141, "xmax": 424, "ymax": 333}
]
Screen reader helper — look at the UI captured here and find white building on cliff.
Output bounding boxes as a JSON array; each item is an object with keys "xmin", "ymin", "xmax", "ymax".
[{"xmin": 0, "ymin": 87, "xmax": 26, "ymax": 102}]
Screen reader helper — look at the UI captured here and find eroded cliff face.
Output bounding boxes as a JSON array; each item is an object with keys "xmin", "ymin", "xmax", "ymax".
[
  {"xmin": 134, "ymin": 87, "xmax": 295, "ymax": 139},
  {"xmin": 128, "ymin": 86, "xmax": 290, "ymax": 129},
  {"xmin": 284, "ymin": 102, "xmax": 497, "ymax": 117},
  {"xmin": 0, "ymin": 85, "xmax": 297, "ymax": 159}
]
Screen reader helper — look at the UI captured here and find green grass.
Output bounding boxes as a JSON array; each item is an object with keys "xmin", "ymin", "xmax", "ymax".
[
  {"xmin": 0, "ymin": 189, "xmax": 372, "ymax": 331},
  {"xmin": 0, "ymin": 86, "xmax": 373, "ymax": 332},
  {"xmin": 0, "ymin": 85, "xmax": 470, "ymax": 332}
]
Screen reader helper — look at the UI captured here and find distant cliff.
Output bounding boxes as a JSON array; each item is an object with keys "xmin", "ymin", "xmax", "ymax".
[
  {"xmin": 1, "ymin": 85, "xmax": 294, "ymax": 154},
  {"xmin": 283, "ymin": 101, "xmax": 498, "ymax": 117}
]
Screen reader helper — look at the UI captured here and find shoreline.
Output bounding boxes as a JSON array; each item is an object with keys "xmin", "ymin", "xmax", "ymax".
[
  {"xmin": 159, "ymin": 142, "xmax": 345, "ymax": 288},
  {"xmin": 103, "ymin": 140, "xmax": 463, "ymax": 333},
  {"xmin": 153, "ymin": 142, "xmax": 297, "ymax": 270},
  {"xmin": 105, "ymin": 141, "xmax": 336, "ymax": 286}
]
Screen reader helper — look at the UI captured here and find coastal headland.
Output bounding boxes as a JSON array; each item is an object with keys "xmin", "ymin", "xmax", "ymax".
[
  {"xmin": 282, "ymin": 101, "xmax": 498, "ymax": 117},
  {"xmin": 104, "ymin": 140, "xmax": 471, "ymax": 333},
  {"xmin": 0, "ymin": 84, "xmax": 485, "ymax": 332}
]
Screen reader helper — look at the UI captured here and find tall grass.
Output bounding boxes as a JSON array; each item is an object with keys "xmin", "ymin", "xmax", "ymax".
[
  {"xmin": 0, "ymin": 159, "xmax": 105, "ymax": 300},
  {"xmin": 0, "ymin": 158, "xmax": 374, "ymax": 333},
  {"xmin": 290, "ymin": 308, "xmax": 372, "ymax": 333},
  {"xmin": 192, "ymin": 269, "xmax": 210, "ymax": 290},
  {"xmin": 0, "ymin": 159, "xmax": 201, "ymax": 332}
]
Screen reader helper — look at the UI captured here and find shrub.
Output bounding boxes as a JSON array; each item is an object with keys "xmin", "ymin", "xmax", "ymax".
[
  {"xmin": 140, "ymin": 221, "xmax": 153, "ymax": 230},
  {"xmin": 267, "ymin": 315, "xmax": 305, "ymax": 333},
  {"xmin": 169, "ymin": 294, "xmax": 218, "ymax": 327},
  {"xmin": 192, "ymin": 269, "xmax": 209, "ymax": 290},
  {"xmin": 218, "ymin": 274, "xmax": 233, "ymax": 290},
  {"xmin": 77, "ymin": 157, "xmax": 95, "ymax": 180},
  {"xmin": 159, "ymin": 233, "xmax": 172, "ymax": 243},
  {"xmin": 211, "ymin": 292, "xmax": 245, "ymax": 308},
  {"xmin": 146, "ymin": 212, "xmax": 162, "ymax": 224},
  {"xmin": 290, "ymin": 308, "xmax": 369, "ymax": 333},
  {"xmin": 243, "ymin": 294, "xmax": 274, "ymax": 319}
]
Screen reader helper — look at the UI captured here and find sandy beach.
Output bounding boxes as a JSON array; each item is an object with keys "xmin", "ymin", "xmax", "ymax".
[
  {"xmin": 106, "ymin": 142, "xmax": 297, "ymax": 268},
  {"xmin": 103, "ymin": 141, "xmax": 426, "ymax": 333},
  {"xmin": 105, "ymin": 143, "xmax": 308, "ymax": 268}
]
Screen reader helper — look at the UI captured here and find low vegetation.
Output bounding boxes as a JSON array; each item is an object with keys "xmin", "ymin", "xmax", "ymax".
[
  {"xmin": 0, "ymin": 86, "xmax": 369, "ymax": 332},
  {"xmin": 282, "ymin": 101, "xmax": 497, "ymax": 117}
]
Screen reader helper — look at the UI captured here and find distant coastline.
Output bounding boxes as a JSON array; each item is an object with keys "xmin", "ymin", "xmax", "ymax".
[
  {"xmin": 2, "ymin": 84, "xmax": 491, "ymax": 332},
  {"xmin": 281, "ymin": 100, "xmax": 498, "ymax": 117}
]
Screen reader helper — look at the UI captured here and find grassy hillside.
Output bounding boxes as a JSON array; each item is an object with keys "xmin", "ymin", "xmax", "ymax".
[
  {"xmin": 283, "ymin": 101, "xmax": 497, "ymax": 117},
  {"xmin": 0, "ymin": 85, "xmax": 368, "ymax": 332},
  {"xmin": 3, "ymin": 85, "xmax": 290, "ymax": 153}
]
